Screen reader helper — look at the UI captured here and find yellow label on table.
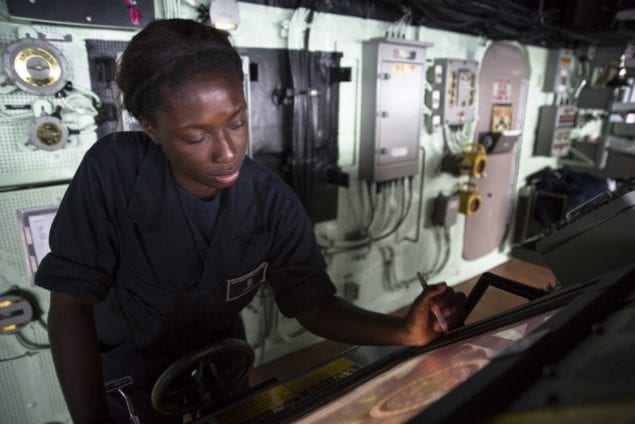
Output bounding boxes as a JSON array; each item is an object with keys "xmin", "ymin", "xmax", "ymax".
[
  {"xmin": 212, "ymin": 357, "xmax": 360, "ymax": 423},
  {"xmin": 212, "ymin": 384, "xmax": 300, "ymax": 424},
  {"xmin": 286, "ymin": 357, "xmax": 361, "ymax": 397}
]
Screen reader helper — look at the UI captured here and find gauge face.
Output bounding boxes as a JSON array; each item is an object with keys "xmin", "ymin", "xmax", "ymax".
[
  {"xmin": 14, "ymin": 47, "xmax": 63, "ymax": 87},
  {"xmin": 3, "ymin": 38, "xmax": 69, "ymax": 95},
  {"xmin": 37, "ymin": 122, "xmax": 64, "ymax": 145},
  {"xmin": 28, "ymin": 115, "xmax": 69, "ymax": 151}
]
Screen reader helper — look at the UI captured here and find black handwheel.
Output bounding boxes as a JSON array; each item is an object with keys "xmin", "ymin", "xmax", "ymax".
[{"xmin": 151, "ymin": 338, "xmax": 255, "ymax": 416}]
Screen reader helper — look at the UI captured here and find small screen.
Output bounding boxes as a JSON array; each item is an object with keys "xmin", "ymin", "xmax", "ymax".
[
  {"xmin": 300, "ymin": 309, "xmax": 555, "ymax": 423},
  {"xmin": 17, "ymin": 206, "xmax": 58, "ymax": 280},
  {"xmin": 394, "ymin": 48, "xmax": 416, "ymax": 60}
]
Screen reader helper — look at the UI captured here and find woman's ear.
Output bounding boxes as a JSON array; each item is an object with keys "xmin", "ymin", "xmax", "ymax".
[{"xmin": 142, "ymin": 121, "xmax": 159, "ymax": 145}]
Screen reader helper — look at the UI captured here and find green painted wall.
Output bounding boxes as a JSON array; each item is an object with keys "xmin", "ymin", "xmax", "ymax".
[
  {"xmin": 0, "ymin": 2, "xmax": 561, "ymax": 422},
  {"xmin": 230, "ymin": 3, "xmax": 559, "ymax": 363}
]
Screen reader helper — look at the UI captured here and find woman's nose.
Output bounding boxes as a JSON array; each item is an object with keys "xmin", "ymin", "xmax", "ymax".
[{"xmin": 211, "ymin": 132, "xmax": 236, "ymax": 163}]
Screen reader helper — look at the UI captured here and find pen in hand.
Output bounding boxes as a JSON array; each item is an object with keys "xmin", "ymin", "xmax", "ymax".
[{"xmin": 416, "ymin": 272, "xmax": 449, "ymax": 334}]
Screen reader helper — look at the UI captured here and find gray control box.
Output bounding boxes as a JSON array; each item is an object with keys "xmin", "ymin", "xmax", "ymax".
[
  {"xmin": 429, "ymin": 59, "xmax": 478, "ymax": 125},
  {"xmin": 432, "ymin": 193, "xmax": 460, "ymax": 227},
  {"xmin": 535, "ymin": 105, "xmax": 577, "ymax": 157},
  {"xmin": 543, "ymin": 48, "xmax": 575, "ymax": 93},
  {"xmin": 359, "ymin": 38, "xmax": 431, "ymax": 182}
]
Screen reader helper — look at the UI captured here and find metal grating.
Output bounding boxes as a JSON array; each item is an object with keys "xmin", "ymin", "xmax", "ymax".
[
  {"xmin": 0, "ymin": 339, "xmax": 69, "ymax": 423},
  {"xmin": 0, "ymin": 184, "xmax": 70, "ymax": 423},
  {"xmin": 0, "ymin": 338, "xmax": 30, "ymax": 424},
  {"xmin": 0, "ymin": 1, "xmax": 7, "ymax": 19},
  {"xmin": 36, "ymin": 351, "xmax": 68, "ymax": 422}
]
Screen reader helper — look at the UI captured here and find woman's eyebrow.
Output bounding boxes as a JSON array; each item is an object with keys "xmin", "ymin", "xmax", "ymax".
[{"xmin": 177, "ymin": 105, "xmax": 247, "ymax": 130}]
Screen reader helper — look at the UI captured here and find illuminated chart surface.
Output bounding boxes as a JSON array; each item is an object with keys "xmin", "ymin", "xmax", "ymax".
[{"xmin": 301, "ymin": 310, "xmax": 555, "ymax": 423}]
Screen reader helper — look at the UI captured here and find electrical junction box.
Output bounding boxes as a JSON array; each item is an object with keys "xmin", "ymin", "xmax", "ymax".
[
  {"xmin": 535, "ymin": 105, "xmax": 577, "ymax": 157},
  {"xmin": 432, "ymin": 193, "xmax": 460, "ymax": 227},
  {"xmin": 429, "ymin": 59, "xmax": 479, "ymax": 125},
  {"xmin": 543, "ymin": 49, "xmax": 575, "ymax": 93},
  {"xmin": 359, "ymin": 38, "xmax": 431, "ymax": 182}
]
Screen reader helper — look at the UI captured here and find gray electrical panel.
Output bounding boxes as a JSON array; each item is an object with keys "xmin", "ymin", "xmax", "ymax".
[
  {"xmin": 359, "ymin": 38, "xmax": 431, "ymax": 182},
  {"xmin": 429, "ymin": 59, "xmax": 478, "ymax": 125},
  {"xmin": 535, "ymin": 105, "xmax": 577, "ymax": 157},
  {"xmin": 543, "ymin": 48, "xmax": 575, "ymax": 93}
]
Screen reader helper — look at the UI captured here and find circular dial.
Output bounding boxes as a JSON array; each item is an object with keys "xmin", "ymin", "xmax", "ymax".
[
  {"xmin": 28, "ymin": 115, "xmax": 69, "ymax": 151},
  {"xmin": 3, "ymin": 38, "xmax": 69, "ymax": 95}
]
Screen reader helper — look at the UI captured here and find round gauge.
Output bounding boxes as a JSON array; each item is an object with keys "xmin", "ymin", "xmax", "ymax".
[
  {"xmin": 2, "ymin": 38, "xmax": 69, "ymax": 96},
  {"xmin": 27, "ymin": 115, "xmax": 69, "ymax": 151}
]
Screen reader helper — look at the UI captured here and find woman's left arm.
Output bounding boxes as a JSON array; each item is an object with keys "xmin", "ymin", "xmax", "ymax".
[{"xmin": 296, "ymin": 283, "xmax": 465, "ymax": 347}]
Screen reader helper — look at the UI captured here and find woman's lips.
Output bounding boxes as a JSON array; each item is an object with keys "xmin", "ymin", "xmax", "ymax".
[{"xmin": 212, "ymin": 169, "xmax": 240, "ymax": 185}]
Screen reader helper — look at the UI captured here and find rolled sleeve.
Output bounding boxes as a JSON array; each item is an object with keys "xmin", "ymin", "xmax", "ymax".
[
  {"xmin": 272, "ymin": 266, "xmax": 336, "ymax": 317},
  {"xmin": 265, "ymin": 187, "xmax": 336, "ymax": 317},
  {"xmin": 35, "ymin": 146, "xmax": 119, "ymax": 302},
  {"xmin": 36, "ymin": 254, "xmax": 112, "ymax": 301}
]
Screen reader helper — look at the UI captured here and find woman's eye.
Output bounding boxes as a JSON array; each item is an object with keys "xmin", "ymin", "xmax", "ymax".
[
  {"xmin": 230, "ymin": 121, "xmax": 245, "ymax": 130},
  {"xmin": 186, "ymin": 135, "xmax": 207, "ymax": 144}
]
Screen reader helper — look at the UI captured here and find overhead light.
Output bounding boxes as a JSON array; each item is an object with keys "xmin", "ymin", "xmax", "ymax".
[
  {"xmin": 605, "ymin": 54, "xmax": 629, "ymax": 87},
  {"xmin": 210, "ymin": 0, "xmax": 239, "ymax": 31}
]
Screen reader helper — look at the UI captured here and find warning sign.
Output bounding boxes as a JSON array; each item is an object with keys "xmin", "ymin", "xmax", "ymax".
[
  {"xmin": 491, "ymin": 104, "xmax": 513, "ymax": 132},
  {"xmin": 492, "ymin": 78, "xmax": 512, "ymax": 103}
]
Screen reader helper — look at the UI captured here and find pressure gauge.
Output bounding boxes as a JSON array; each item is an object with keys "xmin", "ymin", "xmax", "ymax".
[
  {"xmin": 27, "ymin": 115, "xmax": 69, "ymax": 151},
  {"xmin": 3, "ymin": 38, "xmax": 70, "ymax": 96}
]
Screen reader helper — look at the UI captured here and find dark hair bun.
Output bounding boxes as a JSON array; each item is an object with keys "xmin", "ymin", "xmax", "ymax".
[{"xmin": 116, "ymin": 19, "xmax": 244, "ymax": 124}]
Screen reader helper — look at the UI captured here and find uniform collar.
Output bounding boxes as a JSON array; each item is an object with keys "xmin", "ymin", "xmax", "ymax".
[
  {"xmin": 125, "ymin": 141, "xmax": 174, "ymax": 222},
  {"xmin": 126, "ymin": 143, "xmax": 264, "ymax": 237},
  {"xmin": 219, "ymin": 157, "xmax": 266, "ymax": 237}
]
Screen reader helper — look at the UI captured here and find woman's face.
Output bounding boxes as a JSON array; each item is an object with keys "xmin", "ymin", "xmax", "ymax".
[{"xmin": 143, "ymin": 73, "xmax": 248, "ymax": 200}]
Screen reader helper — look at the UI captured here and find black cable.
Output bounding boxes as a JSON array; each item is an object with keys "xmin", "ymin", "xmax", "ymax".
[
  {"xmin": 376, "ymin": 182, "xmax": 397, "ymax": 235},
  {"xmin": 380, "ymin": 246, "xmax": 395, "ymax": 291},
  {"xmin": 431, "ymin": 225, "xmax": 452, "ymax": 276},
  {"xmin": 0, "ymin": 351, "xmax": 38, "ymax": 362},
  {"xmin": 357, "ymin": 179, "xmax": 371, "ymax": 230},
  {"xmin": 318, "ymin": 174, "xmax": 414, "ymax": 250},
  {"xmin": 362, "ymin": 181, "xmax": 378, "ymax": 234},
  {"xmin": 369, "ymin": 182, "xmax": 414, "ymax": 243},
  {"xmin": 15, "ymin": 331, "xmax": 50, "ymax": 350},
  {"xmin": 37, "ymin": 318, "xmax": 48, "ymax": 331},
  {"xmin": 399, "ymin": 177, "xmax": 413, "ymax": 225},
  {"xmin": 379, "ymin": 178, "xmax": 412, "ymax": 240},
  {"xmin": 402, "ymin": 147, "xmax": 427, "ymax": 243},
  {"xmin": 398, "ymin": 179, "xmax": 407, "ymax": 225},
  {"xmin": 395, "ymin": 176, "xmax": 413, "ymax": 241},
  {"xmin": 403, "ymin": 0, "xmax": 595, "ymax": 45},
  {"xmin": 345, "ymin": 180, "xmax": 362, "ymax": 230},
  {"xmin": 371, "ymin": 184, "xmax": 393, "ymax": 236}
]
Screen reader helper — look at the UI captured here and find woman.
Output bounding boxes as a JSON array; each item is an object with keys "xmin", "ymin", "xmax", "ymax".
[{"xmin": 36, "ymin": 18, "xmax": 465, "ymax": 424}]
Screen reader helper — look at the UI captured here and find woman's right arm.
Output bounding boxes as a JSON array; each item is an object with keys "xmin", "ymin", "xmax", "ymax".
[{"xmin": 48, "ymin": 291, "xmax": 112, "ymax": 423}]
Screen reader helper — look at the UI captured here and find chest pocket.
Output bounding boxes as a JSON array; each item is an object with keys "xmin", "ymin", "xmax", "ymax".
[{"xmin": 226, "ymin": 261, "xmax": 268, "ymax": 302}]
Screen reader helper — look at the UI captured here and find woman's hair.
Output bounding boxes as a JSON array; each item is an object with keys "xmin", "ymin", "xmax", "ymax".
[{"xmin": 116, "ymin": 19, "xmax": 244, "ymax": 125}]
